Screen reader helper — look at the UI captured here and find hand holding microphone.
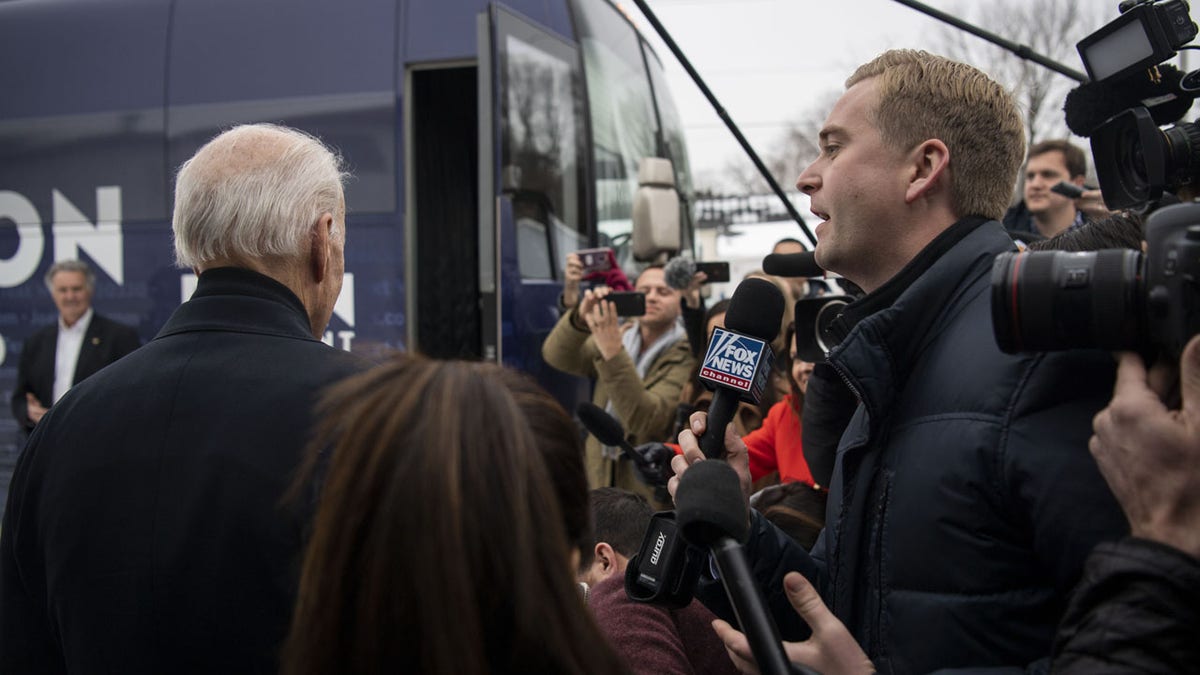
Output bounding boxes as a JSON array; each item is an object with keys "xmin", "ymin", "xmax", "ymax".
[
  {"xmin": 577, "ymin": 402, "xmax": 676, "ymax": 486},
  {"xmin": 695, "ymin": 277, "xmax": 785, "ymax": 459}
]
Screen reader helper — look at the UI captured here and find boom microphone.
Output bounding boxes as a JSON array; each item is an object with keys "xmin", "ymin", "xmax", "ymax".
[
  {"xmin": 697, "ymin": 277, "xmax": 784, "ymax": 459},
  {"xmin": 576, "ymin": 402, "xmax": 674, "ymax": 486},
  {"xmin": 663, "ymin": 255, "xmax": 697, "ymax": 291},
  {"xmin": 762, "ymin": 251, "xmax": 824, "ymax": 278},
  {"xmin": 675, "ymin": 460, "xmax": 792, "ymax": 675},
  {"xmin": 1064, "ymin": 64, "xmax": 1195, "ymax": 137}
]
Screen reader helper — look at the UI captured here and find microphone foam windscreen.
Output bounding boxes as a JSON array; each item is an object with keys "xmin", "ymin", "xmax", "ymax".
[
  {"xmin": 724, "ymin": 277, "xmax": 784, "ymax": 343},
  {"xmin": 576, "ymin": 402, "xmax": 626, "ymax": 447},
  {"xmin": 675, "ymin": 460, "xmax": 750, "ymax": 546},
  {"xmin": 1065, "ymin": 65, "xmax": 1194, "ymax": 136},
  {"xmin": 663, "ymin": 256, "xmax": 696, "ymax": 291},
  {"xmin": 762, "ymin": 251, "xmax": 824, "ymax": 278}
]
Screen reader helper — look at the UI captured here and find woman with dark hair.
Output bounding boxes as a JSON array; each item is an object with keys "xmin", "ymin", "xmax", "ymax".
[{"xmin": 282, "ymin": 356, "xmax": 628, "ymax": 675}]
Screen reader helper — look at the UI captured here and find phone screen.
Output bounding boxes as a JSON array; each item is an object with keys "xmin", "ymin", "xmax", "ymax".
[
  {"xmin": 606, "ymin": 291, "xmax": 647, "ymax": 317},
  {"xmin": 694, "ymin": 261, "xmax": 731, "ymax": 283},
  {"xmin": 575, "ymin": 248, "xmax": 615, "ymax": 276}
]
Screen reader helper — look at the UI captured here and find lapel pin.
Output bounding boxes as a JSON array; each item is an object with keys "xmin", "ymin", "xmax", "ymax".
[{"xmin": 91, "ymin": 337, "xmax": 101, "ymax": 345}]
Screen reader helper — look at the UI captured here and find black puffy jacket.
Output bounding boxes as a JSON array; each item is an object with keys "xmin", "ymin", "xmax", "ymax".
[
  {"xmin": 1053, "ymin": 538, "xmax": 1200, "ymax": 674},
  {"xmin": 702, "ymin": 221, "xmax": 1128, "ymax": 674}
]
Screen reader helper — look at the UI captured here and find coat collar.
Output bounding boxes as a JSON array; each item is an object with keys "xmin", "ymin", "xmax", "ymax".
[
  {"xmin": 827, "ymin": 220, "xmax": 1016, "ymax": 421},
  {"xmin": 155, "ymin": 267, "xmax": 317, "ymax": 342}
]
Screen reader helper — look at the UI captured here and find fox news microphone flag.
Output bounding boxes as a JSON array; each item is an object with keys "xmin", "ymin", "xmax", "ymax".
[{"xmin": 697, "ymin": 277, "xmax": 784, "ymax": 459}]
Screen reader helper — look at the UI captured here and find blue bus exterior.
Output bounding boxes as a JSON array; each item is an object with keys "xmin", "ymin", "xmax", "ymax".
[{"xmin": 0, "ymin": 0, "xmax": 694, "ymax": 452}]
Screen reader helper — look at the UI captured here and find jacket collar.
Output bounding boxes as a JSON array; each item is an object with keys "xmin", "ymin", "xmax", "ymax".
[
  {"xmin": 155, "ymin": 267, "xmax": 318, "ymax": 342},
  {"xmin": 827, "ymin": 219, "xmax": 1015, "ymax": 420}
]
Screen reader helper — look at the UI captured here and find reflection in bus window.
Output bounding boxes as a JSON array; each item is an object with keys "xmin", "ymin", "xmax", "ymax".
[
  {"xmin": 500, "ymin": 32, "xmax": 587, "ymax": 279},
  {"xmin": 572, "ymin": 0, "xmax": 657, "ymax": 270},
  {"xmin": 645, "ymin": 46, "xmax": 695, "ymax": 251}
]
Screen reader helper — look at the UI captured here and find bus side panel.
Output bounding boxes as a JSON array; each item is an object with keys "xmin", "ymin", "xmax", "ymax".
[
  {"xmin": 167, "ymin": 0, "xmax": 402, "ymax": 352},
  {"xmin": 0, "ymin": 0, "xmax": 172, "ymax": 453}
]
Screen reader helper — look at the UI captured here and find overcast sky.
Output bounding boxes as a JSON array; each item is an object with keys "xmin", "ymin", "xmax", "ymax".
[
  {"xmin": 634, "ymin": 0, "xmax": 1116, "ymax": 191},
  {"xmin": 626, "ymin": 0, "xmax": 1125, "ymax": 277}
]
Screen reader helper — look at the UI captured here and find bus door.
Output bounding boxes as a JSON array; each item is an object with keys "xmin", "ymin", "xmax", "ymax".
[{"xmin": 478, "ymin": 4, "xmax": 590, "ymax": 401}]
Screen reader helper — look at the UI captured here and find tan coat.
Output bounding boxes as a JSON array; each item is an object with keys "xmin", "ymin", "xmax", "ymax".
[{"xmin": 542, "ymin": 309, "xmax": 694, "ymax": 507}]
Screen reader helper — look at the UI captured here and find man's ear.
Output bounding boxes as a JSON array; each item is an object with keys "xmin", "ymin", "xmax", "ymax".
[
  {"xmin": 905, "ymin": 139, "xmax": 950, "ymax": 204},
  {"xmin": 309, "ymin": 213, "xmax": 335, "ymax": 283},
  {"xmin": 1072, "ymin": 175, "xmax": 1087, "ymax": 187},
  {"xmin": 593, "ymin": 542, "xmax": 619, "ymax": 580}
]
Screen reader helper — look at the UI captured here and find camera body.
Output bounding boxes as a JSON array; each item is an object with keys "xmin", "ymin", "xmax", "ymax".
[{"xmin": 991, "ymin": 201, "xmax": 1200, "ymax": 358}]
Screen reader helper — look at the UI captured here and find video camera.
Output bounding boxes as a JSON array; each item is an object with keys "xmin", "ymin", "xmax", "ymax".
[
  {"xmin": 991, "ymin": 1, "xmax": 1200, "ymax": 360},
  {"xmin": 1069, "ymin": 0, "xmax": 1199, "ymax": 209}
]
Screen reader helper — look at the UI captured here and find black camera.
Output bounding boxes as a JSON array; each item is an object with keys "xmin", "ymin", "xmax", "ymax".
[
  {"xmin": 991, "ymin": 201, "xmax": 1200, "ymax": 359},
  {"xmin": 793, "ymin": 295, "xmax": 854, "ymax": 363},
  {"xmin": 1072, "ymin": 1, "xmax": 1200, "ymax": 210}
]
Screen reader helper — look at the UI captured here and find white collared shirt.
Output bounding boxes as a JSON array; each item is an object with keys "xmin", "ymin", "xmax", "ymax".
[{"xmin": 54, "ymin": 307, "xmax": 93, "ymax": 403}]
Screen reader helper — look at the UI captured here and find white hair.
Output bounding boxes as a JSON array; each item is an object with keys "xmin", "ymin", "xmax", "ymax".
[
  {"xmin": 172, "ymin": 123, "xmax": 349, "ymax": 268},
  {"xmin": 44, "ymin": 259, "xmax": 95, "ymax": 290}
]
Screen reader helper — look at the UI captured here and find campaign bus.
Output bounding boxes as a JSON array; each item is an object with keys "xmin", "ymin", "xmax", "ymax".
[{"xmin": 0, "ymin": 0, "xmax": 696, "ymax": 451}]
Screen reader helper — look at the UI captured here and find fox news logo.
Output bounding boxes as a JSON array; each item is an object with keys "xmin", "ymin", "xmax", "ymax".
[{"xmin": 700, "ymin": 327, "xmax": 770, "ymax": 394}]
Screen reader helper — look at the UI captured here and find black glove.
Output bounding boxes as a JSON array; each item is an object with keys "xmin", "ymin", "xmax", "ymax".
[{"xmin": 630, "ymin": 442, "xmax": 675, "ymax": 487}]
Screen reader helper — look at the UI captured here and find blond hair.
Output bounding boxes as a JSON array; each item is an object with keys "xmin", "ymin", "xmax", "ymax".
[{"xmin": 847, "ymin": 50, "xmax": 1025, "ymax": 220}]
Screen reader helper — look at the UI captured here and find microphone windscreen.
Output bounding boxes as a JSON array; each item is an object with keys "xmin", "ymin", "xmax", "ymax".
[
  {"xmin": 724, "ymin": 277, "xmax": 784, "ymax": 343},
  {"xmin": 762, "ymin": 251, "xmax": 824, "ymax": 278},
  {"xmin": 675, "ymin": 460, "xmax": 749, "ymax": 546},
  {"xmin": 663, "ymin": 256, "xmax": 696, "ymax": 291},
  {"xmin": 576, "ymin": 402, "xmax": 626, "ymax": 447},
  {"xmin": 1065, "ymin": 65, "xmax": 1195, "ymax": 136}
]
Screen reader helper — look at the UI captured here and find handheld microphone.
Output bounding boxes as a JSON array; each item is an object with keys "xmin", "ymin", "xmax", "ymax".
[
  {"xmin": 577, "ymin": 402, "xmax": 674, "ymax": 486},
  {"xmin": 663, "ymin": 255, "xmax": 697, "ymax": 291},
  {"xmin": 697, "ymin": 277, "xmax": 784, "ymax": 459},
  {"xmin": 675, "ymin": 460, "xmax": 793, "ymax": 675},
  {"xmin": 762, "ymin": 251, "xmax": 824, "ymax": 278},
  {"xmin": 1065, "ymin": 64, "xmax": 1194, "ymax": 136}
]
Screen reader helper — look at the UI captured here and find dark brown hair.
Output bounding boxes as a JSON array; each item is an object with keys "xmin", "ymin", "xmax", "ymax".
[
  {"xmin": 586, "ymin": 487, "xmax": 654, "ymax": 560},
  {"xmin": 1028, "ymin": 139, "xmax": 1089, "ymax": 180},
  {"xmin": 494, "ymin": 367, "xmax": 591, "ymax": 557},
  {"xmin": 282, "ymin": 355, "xmax": 627, "ymax": 675}
]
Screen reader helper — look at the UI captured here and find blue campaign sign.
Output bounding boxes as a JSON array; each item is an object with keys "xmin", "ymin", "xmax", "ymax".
[{"xmin": 699, "ymin": 327, "xmax": 769, "ymax": 394}]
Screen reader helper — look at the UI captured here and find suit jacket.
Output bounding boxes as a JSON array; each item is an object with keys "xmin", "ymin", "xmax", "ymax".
[
  {"xmin": 0, "ymin": 267, "xmax": 370, "ymax": 675},
  {"xmin": 10, "ymin": 312, "xmax": 141, "ymax": 431}
]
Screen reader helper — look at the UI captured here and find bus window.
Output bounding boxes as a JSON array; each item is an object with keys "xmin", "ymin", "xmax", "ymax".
[
  {"xmin": 497, "ymin": 13, "xmax": 587, "ymax": 279},
  {"xmin": 572, "ymin": 0, "xmax": 659, "ymax": 270},
  {"xmin": 644, "ymin": 44, "xmax": 695, "ymax": 253}
]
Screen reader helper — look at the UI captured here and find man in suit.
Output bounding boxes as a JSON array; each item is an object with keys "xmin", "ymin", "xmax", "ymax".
[
  {"xmin": 10, "ymin": 260, "xmax": 141, "ymax": 434},
  {"xmin": 0, "ymin": 124, "xmax": 369, "ymax": 674}
]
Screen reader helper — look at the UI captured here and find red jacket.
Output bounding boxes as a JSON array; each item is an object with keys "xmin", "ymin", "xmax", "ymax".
[{"xmin": 743, "ymin": 395, "xmax": 814, "ymax": 486}]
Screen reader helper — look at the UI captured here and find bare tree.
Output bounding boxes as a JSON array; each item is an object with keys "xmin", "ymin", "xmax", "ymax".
[
  {"xmin": 934, "ymin": 1, "xmax": 1107, "ymax": 145},
  {"xmin": 765, "ymin": 90, "xmax": 842, "ymax": 187},
  {"xmin": 716, "ymin": 90, "xmax": 839, "ymax": 196}
]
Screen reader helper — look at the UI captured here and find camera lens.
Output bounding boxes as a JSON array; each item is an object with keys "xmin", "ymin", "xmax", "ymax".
[
  {"xmin": 1092, "ymin": 107, "xmax": 1168, "ymax": 210},
  {"xmin": 793, "ymin": 295, "xmax": 851, "ymax": 363},
  {"xmin": 1162, "ymin": 121, "xmax": 1200, "ymax": 186},
  {"xmin": 991, "ymin": 250, "xmax": 1145, "ymax": 353}
]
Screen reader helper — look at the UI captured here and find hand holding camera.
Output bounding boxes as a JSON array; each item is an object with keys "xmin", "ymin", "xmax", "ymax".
[
  {"xmin": 563, "ymin": 253, "xmax": 585, "ymax": 309},
  {"xmin": 579, "ymin": 287, "xmax": 624, "ymax": 360},
  {"xmin": 1090, "ymin": 334, "xmax": 1200, "ymax": 559}
]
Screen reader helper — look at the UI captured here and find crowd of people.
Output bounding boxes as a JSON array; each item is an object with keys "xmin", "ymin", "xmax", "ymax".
[{"xmin": 1, "ymin": 45, "xmax": 1196, "ymax": 675}]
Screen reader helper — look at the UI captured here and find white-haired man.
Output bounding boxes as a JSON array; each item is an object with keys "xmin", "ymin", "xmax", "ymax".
[
  {"xmin": 10, "ymin": 259, "xmax": 140, "ymax": 434},
  {"xmin": 0, "ymin": 124, "xmax": 369, "ymax": 674}
]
